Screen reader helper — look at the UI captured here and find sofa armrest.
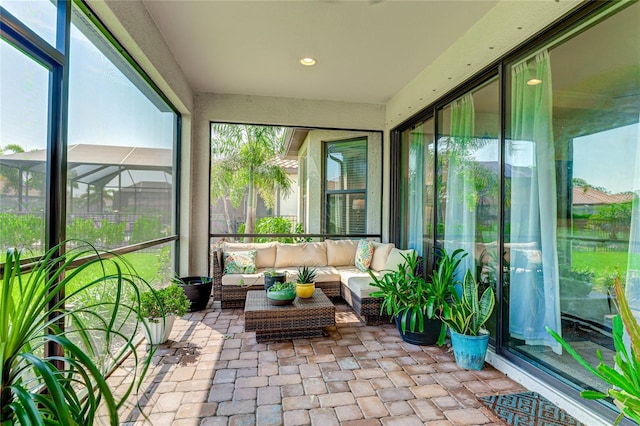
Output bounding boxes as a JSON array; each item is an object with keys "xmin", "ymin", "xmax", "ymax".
[{"xmin": 212, "ymin": 248, "xmax": 223, "ymax": 301}]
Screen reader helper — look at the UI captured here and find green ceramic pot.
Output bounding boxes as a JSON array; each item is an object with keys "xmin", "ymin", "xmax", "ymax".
[{"xmin": 266, "ymin": 288, "xmax": 296, "ymax": 306}]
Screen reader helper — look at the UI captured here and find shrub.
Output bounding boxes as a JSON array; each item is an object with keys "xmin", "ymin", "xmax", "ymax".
[{"xmin": 131, "ymin": 216, "xmax": 165, "ymax": 244}]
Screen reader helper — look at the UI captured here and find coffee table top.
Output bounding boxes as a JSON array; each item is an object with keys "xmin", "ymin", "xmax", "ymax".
[{"xmin": 245, "ymin": 289, "xmax": 333, "ymax": 312}]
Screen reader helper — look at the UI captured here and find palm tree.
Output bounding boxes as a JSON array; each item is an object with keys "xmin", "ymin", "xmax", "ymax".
[{"xmin": 210, "ymin": 124, "xmax": 292, "ymax": 240}]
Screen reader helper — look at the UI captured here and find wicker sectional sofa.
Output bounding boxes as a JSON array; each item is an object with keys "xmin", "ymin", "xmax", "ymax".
[{"xmin": 212, "ymin": 239, "xmax": 415, "ymax": 325}]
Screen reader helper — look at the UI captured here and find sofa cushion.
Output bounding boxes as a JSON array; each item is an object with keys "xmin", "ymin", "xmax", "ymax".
[
  {"xmin": 326, "ymin": 239, "xmax": 358, "ymax": 266},
  {"xmin": 223, "ymin": 242, "xmax": 277, "ymax": 269},
  {"xmin": 370, "ymin": 242, "xmax": 395, "ymax": 271},
  {"xmin": 355, "ymin": 240, "xmax": 374, "ymax": 272},
  {"xmin": 383, "ymin": 248, "xmax": 416, "ymax": 272},
  {"xmin": 339, "ymin": 267, "xmax": 385, "ymax": 298},
  {"xmin": 221, "ymin": 269, "xmax": 266, "ymax": 286},
  {"xmin": 223, "ymin": 250, "xmax": 257, "ymax": 274},
  {"xmin": 275, "ymin": 242, "xmax": 328, "ymax": 267},
  {"xmin": 280, "ymin": 266, "xmax": 340, "ymax": 283}
]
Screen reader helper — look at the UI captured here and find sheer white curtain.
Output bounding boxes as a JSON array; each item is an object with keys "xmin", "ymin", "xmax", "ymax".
[
  {"xmin": 627, "ymin": 118, "xmax": 640, "ymax": 319},
  {"xmin": 444, "ymin": 94, "xmax": 476, "ymax": 281},
  {"xmin": 508, "ymin": 50, "xmax": 561, "ymax": 352},
  {"xmin": 407, "ymin": 127, "xmax": 424, "ymax": 253}
]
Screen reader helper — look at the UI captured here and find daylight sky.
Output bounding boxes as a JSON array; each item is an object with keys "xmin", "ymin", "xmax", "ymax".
[{"xmin": 1, "ymin": 0, "xmax": 174, "ymax": 155}]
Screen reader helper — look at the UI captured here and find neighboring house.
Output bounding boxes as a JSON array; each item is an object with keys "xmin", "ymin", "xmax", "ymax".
[{"xmin": 572, "ymin": 186, "xmax": 634, "ymax": 216}]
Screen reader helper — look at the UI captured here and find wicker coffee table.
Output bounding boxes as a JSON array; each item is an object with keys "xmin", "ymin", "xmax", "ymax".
[{"xmin": 244, "ymin": 290, "xmax": 336, "ymax": 342}]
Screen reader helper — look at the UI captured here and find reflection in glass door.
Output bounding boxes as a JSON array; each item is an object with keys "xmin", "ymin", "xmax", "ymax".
[
  {"xmin": 400, "ymin": 118, "xmax": 434, "ymax": 261},
  {"xmin": 504, "ymin": 1, "xmax": 640, "ymax": 395}
]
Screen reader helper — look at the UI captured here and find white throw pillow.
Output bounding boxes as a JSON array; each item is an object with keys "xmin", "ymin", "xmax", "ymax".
[
  {"xmin": 383, "ymin": 248, "xmax": 416, "ymax": 272},
  {"xmin": 370, "ymin": 242, "xmax": 395, "ymax": 271}
]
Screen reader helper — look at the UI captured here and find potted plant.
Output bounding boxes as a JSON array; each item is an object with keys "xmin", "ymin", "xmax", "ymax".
[
  {"xmin": 171, "ymin": 275, "xmax": 213, "ymax": 311},
  {"xmin": 266, "ymin": 282, "xmax": 296, "ymax": 305},
  {"xmin": 547, "ymin": 272, "xmax": 640, "ymax": 425},
  {"xmin": 295, "ymin": 266, "xmax": 317, "ymax": 298},
  {"xmin": 441, "ymin": 269, "xmax": 496, "ymax": 370},
  {"xmin": 0, "ymin": 241, "xmax": 153, "ymax": 425},
  {"xmin": 368, "ymin": 249, "xmax": 465, "ymax": 346},
  {"xmin": 264, "ymin": 269, "xmax": 287, "ymax": 291},
  {"xmin": 559, "ymin": 265, "xmax": 593, "ymax": 297},
  {"xmin": 139, "ymin": 284, "xmax": 190, "ymax": 345}
]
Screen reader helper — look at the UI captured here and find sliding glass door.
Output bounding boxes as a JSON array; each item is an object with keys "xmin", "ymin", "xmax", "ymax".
[{"xmin": 503, "ymin": 1, "xmax": 640, "ymax": 394}]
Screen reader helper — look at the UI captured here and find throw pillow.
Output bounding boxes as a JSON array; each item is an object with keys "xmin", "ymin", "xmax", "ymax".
[
  {"xmin": 224, "ymin": 250, "xmax": 257, "ymax": 274},
  {"xmin": 355, "ymin": 240, "xmax": 374, "ymax": 272},
  {"xmin": 383, "ymin": 248, "xmax": 416, "ymax": 272},
  {"xmin": 370, "ymin": 242, "xmax": 395, "ymax": 271}
]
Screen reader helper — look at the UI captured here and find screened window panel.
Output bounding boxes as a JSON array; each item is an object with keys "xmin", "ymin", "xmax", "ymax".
[
  {"xmin": 0, "ymin": 40, "xmax": 49, "ymax": 258},
  {"xmin": 66, "ymin": 6, "xmax": 177, "ymax": 248},
  {"xmin": 0, "ymin": 0, "xmax": 58, "ymax": 47}
]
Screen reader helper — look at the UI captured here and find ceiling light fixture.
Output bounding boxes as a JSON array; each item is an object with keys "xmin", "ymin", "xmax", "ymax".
[
  {"xmin": 300, "ymin": 57, "xmax": 316, "ymax": 66},
  {"xmin": 527, "ymin": 78, "xmax": 542, "ymax": 86}
]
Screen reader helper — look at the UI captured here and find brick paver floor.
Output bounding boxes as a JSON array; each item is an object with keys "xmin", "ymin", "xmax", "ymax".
[{"xmin": 104, "ymin": 301, "xmax": 528, "ymax": 425}]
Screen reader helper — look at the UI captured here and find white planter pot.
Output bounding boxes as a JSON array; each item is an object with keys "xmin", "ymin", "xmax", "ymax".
[{"xmin": 142, "ymin": 315, "xmax": 176, "ymax": 345}]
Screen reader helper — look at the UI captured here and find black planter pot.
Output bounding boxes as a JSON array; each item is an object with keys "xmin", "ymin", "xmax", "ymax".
[
  {"xmin": 264, "ymin": 273, "xmax": 286, "ymax": 291},
  {"xmin": 179, "ymin": 276, "xmax": 213, "ymax": 312},
  {"xmin": 395, "ymin": 315, "xmax": 442, "ymax": 346}
]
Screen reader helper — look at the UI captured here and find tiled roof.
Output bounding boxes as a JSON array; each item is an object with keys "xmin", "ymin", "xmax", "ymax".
[{"xmin": 572, "ymin": 186, "xmax": 634, "ymax": 205}]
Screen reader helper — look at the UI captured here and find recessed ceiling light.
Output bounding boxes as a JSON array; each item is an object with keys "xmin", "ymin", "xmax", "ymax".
[
  {"xmin": 527, "ymin": 78, "xmax": 542, "ymax": 86},
  {"xmin": 300, "ymin": 57, "xmax": 316, "ymax": 66}
]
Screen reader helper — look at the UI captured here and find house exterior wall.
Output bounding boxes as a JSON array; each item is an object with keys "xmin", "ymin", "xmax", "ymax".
[
  {"xmin": 93, "ymin": 0, "xmax": 581, "ymax": 280},
  {"xmin": 278, "ymin": 174, "xmax": 298, "ymax": 218}
]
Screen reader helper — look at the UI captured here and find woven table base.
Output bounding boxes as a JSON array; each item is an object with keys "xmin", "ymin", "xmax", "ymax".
[{"xmin": 244, "ymin": 290, "xmax": 336, "ymax": 342}]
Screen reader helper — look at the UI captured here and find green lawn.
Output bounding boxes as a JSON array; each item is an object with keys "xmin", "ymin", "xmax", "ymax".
[
  {"xmin": 572, "ymin": 250, "xmax": 628, "ymax": 292},
  {"xmin": 68, "ymin": 250, "xmax": 172, "ymax": 291},
  {"xmin": 4, "ymin": 249, "xmax": 171, "ymax": 298}
]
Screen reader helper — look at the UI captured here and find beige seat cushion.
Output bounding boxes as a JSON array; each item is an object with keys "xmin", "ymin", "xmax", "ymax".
[
  {"xmin": 326, "ymin": 239, "xmax": 358, "ymax": 266},
  {"xmin": 281, "ymin": 266, "xmax": 340, "ymax": 283},
  {"xmin": 338, "ymin": 267, "xmax": 385, "ymax": 298},
  {"xmin": 275, "ymin": 242, "xmax": 328, "ymax": 267},
  {"xmin": 370, "ymin": 242, "xmax": 395, "ymax": 271},
  {"xmin": 220, "ymin": 268, "xmax": 270, "ymax": 286},
  {"xmin": 223, "ymin": 242, "xmax": 277, "ymax": 269}
]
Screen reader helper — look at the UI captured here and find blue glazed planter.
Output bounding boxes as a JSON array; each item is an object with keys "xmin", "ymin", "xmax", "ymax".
[{"xmin": 450, "ymin": 329, "xmax": 490, "ymax": 370}]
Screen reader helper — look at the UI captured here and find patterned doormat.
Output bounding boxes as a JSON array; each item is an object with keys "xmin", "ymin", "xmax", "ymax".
[{"xmin": 479, "ymin": 392, "xmax": 584, "ymax": 426}]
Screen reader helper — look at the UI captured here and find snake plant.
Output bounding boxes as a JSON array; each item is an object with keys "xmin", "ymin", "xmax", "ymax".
[{"xmin": 441, "ymin": 269, "xmax": 495, "ymax": 336}]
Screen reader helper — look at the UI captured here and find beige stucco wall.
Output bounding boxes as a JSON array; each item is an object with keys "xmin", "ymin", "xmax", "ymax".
[{"xmin": 278, "ymin": 174, "xmax": 298, "ymax": 218}]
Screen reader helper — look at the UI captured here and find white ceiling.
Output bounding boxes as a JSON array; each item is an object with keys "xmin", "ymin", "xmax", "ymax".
[{"xmin": 142, "ymin": 0, "xmax": 499, "ymax": 105}]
